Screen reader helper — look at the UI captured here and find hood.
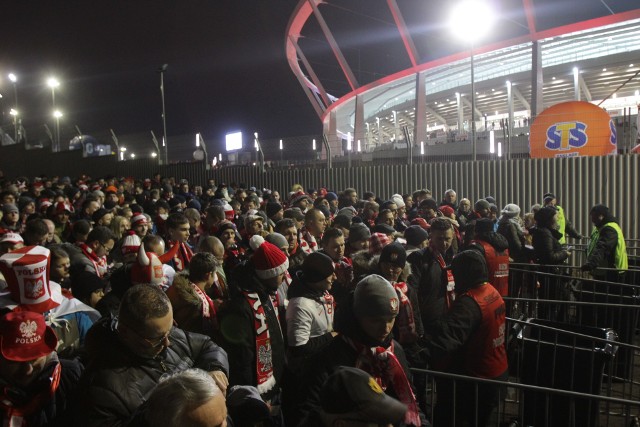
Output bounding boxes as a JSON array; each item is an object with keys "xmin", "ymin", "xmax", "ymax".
[
  {"xmin": 476, "ymin": 232, "xmax": 510, "ymax": 252},
  {"xmin": 334, "ymin": 293, "xmax": 393, "ymax": 348},
  {"xmin": 287, "ymin": 270, "xmax": 324, "ymax": 301}
]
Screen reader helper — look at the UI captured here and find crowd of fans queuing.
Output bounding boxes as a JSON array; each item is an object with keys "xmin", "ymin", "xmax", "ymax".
[{"xmin": 0, "ymin": 173, "xmax": 627, "ymax": 426}]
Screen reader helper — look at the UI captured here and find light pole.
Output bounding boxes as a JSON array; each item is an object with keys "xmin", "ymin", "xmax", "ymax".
[
  {"xmin": 158, "ymin": 64, "xmax": 168, "ymax": 164},
  {"xmin": 8, "ymin": 73, "xmax": 18, "ymax": 142},
  {"xmin": 450, "ymin": 1, "xmax": 494, "ymax": 161},
  {"xmin": 47, "ymin": 77, "xmax": 60, "ymax": 151},
  {"xmin": 53, "ymin": 110, "xmax": 62, "ymax": 150}
]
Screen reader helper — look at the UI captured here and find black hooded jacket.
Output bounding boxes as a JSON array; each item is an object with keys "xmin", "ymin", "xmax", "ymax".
[{"xmin": 297, "ymin": 293, "xmax": 417, "ymax": 424}]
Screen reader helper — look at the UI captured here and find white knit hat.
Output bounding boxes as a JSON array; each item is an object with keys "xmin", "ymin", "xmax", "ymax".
[{"xmin": 391, "ymin": 194, "xmax": 405, "ymax": 208}]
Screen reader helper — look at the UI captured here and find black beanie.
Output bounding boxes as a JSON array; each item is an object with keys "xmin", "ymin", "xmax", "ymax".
[
  {"xmin": 379, "ymin": 242, "xmax": 406, "ymax": 267},
  {"xmin": 451, "ymin": 250, "xmax": 488, "ymax": 292},
  {"xmin": 265, "ymin": 202, "xmax": 283, "ymax": 218},
  {"xmin": 302, "ymin": 252, "xmax": 335, "ymax": 283},
  {"xmin": 404, "ymin": 225, "xmax": 428, "ymax": 247},
  {"xmin": 534, "ymin": 206, "xmax": 557, "ymax": 228}
]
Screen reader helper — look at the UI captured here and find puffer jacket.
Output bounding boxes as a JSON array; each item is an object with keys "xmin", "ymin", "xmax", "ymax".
[{"xmin": 74, "ymin": 317, "xmax": 229, "ymax": 427}]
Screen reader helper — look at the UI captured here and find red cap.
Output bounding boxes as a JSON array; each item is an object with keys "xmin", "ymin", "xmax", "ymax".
[
  {"xmin": 410, "ymin": 218, "xmax": 431, "ymax": 231},
  {"xmin": 0, "ymin": 311, "xmax": 58, "ymax": 362}
]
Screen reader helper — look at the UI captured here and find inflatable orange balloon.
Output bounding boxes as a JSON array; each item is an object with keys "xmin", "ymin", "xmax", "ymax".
[{"xmin": 529, "ymin": 101, "xmax": 617, "ymax": 158}]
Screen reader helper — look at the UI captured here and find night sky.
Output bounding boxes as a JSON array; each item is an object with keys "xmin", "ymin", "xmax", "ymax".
[
  {"xmin": 0, "ymin": 0, "xmax": 319, "ymax": 152},
  {"xmin": 2, "ymin": 0, "xmax": 637, "ymax": 155}
]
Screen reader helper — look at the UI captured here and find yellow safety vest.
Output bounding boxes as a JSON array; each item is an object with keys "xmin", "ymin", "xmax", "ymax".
[{"xmin": 587, "ymin": 221, "xmax": 628, "ymax": 272}]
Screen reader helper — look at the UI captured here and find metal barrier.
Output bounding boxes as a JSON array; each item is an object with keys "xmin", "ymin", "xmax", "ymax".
[
  {"xmin": 413, "ymin": 264, "xmax": 640, "ymax": 426},
  {"xmin": 413, "ymin": 362, "xmax": 640, "ymax": 427}
]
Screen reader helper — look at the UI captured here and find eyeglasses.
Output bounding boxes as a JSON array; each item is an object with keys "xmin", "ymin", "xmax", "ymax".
[
  {"xmin": 99, "ymin": 242, "xmax": 114, "ymax": 252},
  {"xmin": 128, "ymin": 325, "xmax": 174, "ymax": 349}
]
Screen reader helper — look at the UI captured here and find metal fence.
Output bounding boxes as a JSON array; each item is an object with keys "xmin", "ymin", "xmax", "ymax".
[{"xmin": 414, "ymin": 254, "xmax": 640, "ymax": 426}]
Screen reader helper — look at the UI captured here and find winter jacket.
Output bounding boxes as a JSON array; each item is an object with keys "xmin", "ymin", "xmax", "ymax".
[
  {"xmin": 531, "ymin": 226, "xmax": 568, "ymax": 266},
  {"xmin": 407, "ymin": 247, "xmax": 455, "ymax": 335},
  {"xmin": 74, "ymin": 317, "xmax": 229, "ymax": 427},
  {"xmin": 497, "ymin": 219, "xmax": 533, "ymax": 262},
  {"xmin": 297, "ymin": 295, "xmax": 420, "ymax": 424},
  {"xmin": 218, "ymin": 262, "xmax": 286, "ymax": 402},
  {"xmin": 0, "ymin": 355, "xmax": 82, "ymax": 427},
  {"xmin": 286, "ymin": 271, "xmax": 336, "ymax": 372}
]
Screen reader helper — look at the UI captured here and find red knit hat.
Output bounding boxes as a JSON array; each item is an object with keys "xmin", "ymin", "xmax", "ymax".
[
  {"xmin": 438, "ymin": 205, "xmax": 455, "ymax": 218},
  {"xmin": 249, "ymin": 235, "xmax": 289, "ymax": 280},
  {"xmin": 130, "ymin": 244, "xmax": 164, "ymax": 286},
  {"xmin": 0, "ymin": 311, "xmax": 58, "ymax": 362},
  {"xmin": 0, "ymin": 246, "xmax": 59, "ymax": 313},
  {"xmin": 121, "ymin": 230, "xmax": 141, "ymax": 255},
  {"xmin": 369, "ymin": 232, "xmax": 391, "ymax": 255}
]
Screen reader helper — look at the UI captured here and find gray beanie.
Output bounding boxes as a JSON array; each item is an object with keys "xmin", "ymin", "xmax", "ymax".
[
  {"xmin": 349, "ymin": 223, "xmax": 371, "ymax": 243},
  {"xmin": 265, "ymin": 232, "xmax": 288, "ymax": 250},
  {"xmin": 501, "ymin": 203, "xmax": 521, "ymax": 218},
  {"xmin": 474, "ymin": 199, "xmax": 491, "ymax": 211},
  {"xmin": 353, "ymin": 275, "xmax": 400, "ymax": 318}
]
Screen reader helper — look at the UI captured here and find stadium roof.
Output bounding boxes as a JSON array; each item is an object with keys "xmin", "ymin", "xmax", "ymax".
[{"xmin": 286, "ymin": 1, "xmax": 640, "ymax": 138}]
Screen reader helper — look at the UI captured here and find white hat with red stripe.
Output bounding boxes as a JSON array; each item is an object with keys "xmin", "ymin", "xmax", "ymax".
[
  {"xmin": 223, "ymin": 203, "xmax": 235, "ymax": 220},
  {"xmin": 131, "ymin": 214, "xmax": 148, "ymax": 227},
  {"xmin": 121, "ymin": 230, "xmax": 141, "ymax": 255},
  {"xmin": 0, "ymin": 246, "xmax": 60, "ymax": 313},
  {"xmin": 0, "ymin": 231, "xmax": 24, "ymax": 245}
]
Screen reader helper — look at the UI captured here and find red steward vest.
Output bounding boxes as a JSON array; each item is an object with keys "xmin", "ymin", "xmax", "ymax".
[
  {"xmin": 462, "ymin": 284, "xmax": 508, "ymax": 378},
  {"xmin": 472, "ymin": 240, "xmax": 510, "ymax": 296}
]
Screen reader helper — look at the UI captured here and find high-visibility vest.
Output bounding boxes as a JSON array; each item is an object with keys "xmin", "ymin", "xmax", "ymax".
[{"xmin": 587, "ymin": 221, "xmax": 628, "ymax": 272}]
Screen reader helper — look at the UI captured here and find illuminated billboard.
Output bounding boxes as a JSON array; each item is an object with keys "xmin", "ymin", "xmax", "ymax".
[{"xmin": 225, "ymin": 131, "xmax": 242, "ymax": 152}]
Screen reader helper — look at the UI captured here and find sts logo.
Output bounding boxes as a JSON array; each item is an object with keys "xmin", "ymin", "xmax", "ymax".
[
  {"xmin": 609, "ymin": 119, "xmax": 617, "ymax": 146},
  {"xmin": 545, "ymin": 121, "xmax": 588, "ymax": 151}
]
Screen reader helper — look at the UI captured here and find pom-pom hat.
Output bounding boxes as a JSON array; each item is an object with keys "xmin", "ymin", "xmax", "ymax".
[
  {"xmin": 121, "ymin": 230, "xmax": 142, "ymax": 255},
  {"xmin": 249, "ymin": 235, "xmax": 289, "ymax": 280}
]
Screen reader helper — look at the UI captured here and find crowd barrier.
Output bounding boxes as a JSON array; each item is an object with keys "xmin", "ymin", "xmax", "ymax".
[{"xmin": 415, "ymin": 260, "xmax": 640, "ymax": 426}]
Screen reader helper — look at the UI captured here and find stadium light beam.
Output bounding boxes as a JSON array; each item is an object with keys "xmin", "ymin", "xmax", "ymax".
[{"xmin": 449, "ymin": 0, "xmax": 494, "ymax": 161}]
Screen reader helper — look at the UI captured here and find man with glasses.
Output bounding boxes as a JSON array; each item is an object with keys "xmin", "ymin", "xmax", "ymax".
[
  {"xmin": 67, "ymin": 226, "xmax": 116, "ymax": 278},
  {"xmin": 76, "ymin": 284, "xmax": 229, "ymax": 427}
]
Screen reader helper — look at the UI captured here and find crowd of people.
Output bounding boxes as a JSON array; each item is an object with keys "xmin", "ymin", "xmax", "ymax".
[{"xmin": 0, "ymin": 174, "xmax": 628, "ymax": 426}]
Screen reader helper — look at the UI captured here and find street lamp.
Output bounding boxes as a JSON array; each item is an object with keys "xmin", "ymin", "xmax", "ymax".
[
  {"xmin": 47, "ymin": 77, "xmax": 60, "ymax": 151},
  {"xmin": 8, "ymin": 73, "xmax": 18, "ymax": 142},
  {"xmin": 450, "ymin": 0, "xmax": 494, "ymax": 161},
  {"xmin": 158, "ymin": 64, "xmax": 168, "ymax": 164},
  {"xmin": 53, "ymin": 110, "xmax": 62, "ymax": 151}
]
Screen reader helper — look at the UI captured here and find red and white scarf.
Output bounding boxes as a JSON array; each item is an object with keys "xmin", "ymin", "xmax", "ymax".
[
  {"xmin": 434, "ymin": 249, "xmax": 455, "ymax": 310},
  {"xmin": 347, "ymin": 338, "xmax": 421, "ymax": 426},
  {"xmin": 193, "ymin": 283, "xmax": 218, "ymax": 332},
  {"xmin": 78, "ymin": 243, "xmax": 108, "ymax": 277},
  {"xmin": 299, "ymin": 228, "xmax": 318, "ymax": 254},
  {"xmin": 0, "ymin": 363, "xmax": 61, "ymax": 427},
  {"xmin": 243, "ymin": 291, "xmax": 280, "ymax": 396},
  {"xmin": 392, "ymin": 281, "xmax": 417, "ymax": 344},
  {"xmin": 166, "ymin": 241, "xmax": 193, "ymax": 272}
]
